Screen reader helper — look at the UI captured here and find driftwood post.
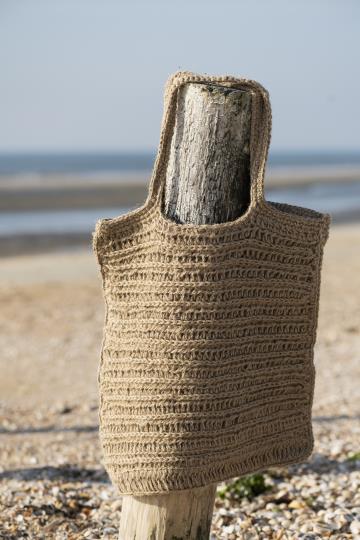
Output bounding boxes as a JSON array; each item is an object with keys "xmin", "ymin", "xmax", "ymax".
[{"xmin": 119, "ymin": 81, "xmax": 252, "ymax": 539}]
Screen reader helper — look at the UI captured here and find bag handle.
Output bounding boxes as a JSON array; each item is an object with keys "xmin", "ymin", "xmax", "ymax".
[{"xmin": 146, "ymin": 71, "xmax": 272, "ymax": 210}]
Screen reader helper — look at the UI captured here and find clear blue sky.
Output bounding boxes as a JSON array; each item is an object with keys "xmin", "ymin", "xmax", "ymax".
[{"xmin": 0, "ymin": 0, "xmax": 359, "ymax": 153}]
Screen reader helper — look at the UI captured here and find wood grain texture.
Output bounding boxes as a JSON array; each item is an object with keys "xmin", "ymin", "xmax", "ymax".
[
  {"xmin": 163, "ymin": 82, "xmax": 252, "ymax": 224},
  {"xmin": 119, "ymin": 484, "xmax": 217, "ymax": 540},
  {"xmin": 119, "ymin": 80, "xmax": 252, "ymax": 540}
]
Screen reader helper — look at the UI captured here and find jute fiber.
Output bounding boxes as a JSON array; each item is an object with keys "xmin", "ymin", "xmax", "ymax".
[{"xmin": 93, "ymin": 71, "xmax": 330, "ymax": 495}]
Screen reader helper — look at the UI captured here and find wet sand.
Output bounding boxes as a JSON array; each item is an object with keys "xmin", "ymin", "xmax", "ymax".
[{"xmin": 1, "ymin": 167, "xmax": 360, "ymax": 211}]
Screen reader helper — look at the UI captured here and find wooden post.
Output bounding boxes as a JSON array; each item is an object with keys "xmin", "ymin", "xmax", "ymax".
[
  {"xmin": 164, "ymin": 82, "xmax": 252, "ymax": 225},
  {"xmin": 119, "ymin": 81, "xmax": 252, "ymax": 540}
]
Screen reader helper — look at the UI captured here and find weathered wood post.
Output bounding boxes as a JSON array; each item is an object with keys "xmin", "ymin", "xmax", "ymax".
[{"xmin": 119, "ymin": 80, "xmax": 252, "ymax": 539}]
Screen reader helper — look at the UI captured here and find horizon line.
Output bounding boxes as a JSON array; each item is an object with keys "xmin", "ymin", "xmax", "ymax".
[{"xmin": 0, "ymin": 148, "xmax": 360, "ymax": 156}]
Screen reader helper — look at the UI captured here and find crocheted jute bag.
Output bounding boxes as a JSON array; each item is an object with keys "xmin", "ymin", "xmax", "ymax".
[{"xmin": 93, "ymin": 71, "xmax": 331, "ymax": 496}]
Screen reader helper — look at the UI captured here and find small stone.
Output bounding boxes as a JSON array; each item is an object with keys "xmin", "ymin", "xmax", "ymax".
[
  {"xmin": 111, "ymin": 499, "xmax": 122, "ymax": 511},
  {"xmin": 289, "ymin": 500, "xmax": 307, "ymax": 510},
  {"xmin": 60, "ymin": 405, "xmax": 73, "ymax": 414},
  {"xmin": 330, "ymin": 442, "xmax": 344, "ymax": 456},
  {"xmin": 275, "ymin": 490, "xmax": 291, "ymax": 503},
  {"xmin": 350, "ymin": 520, "xmax": 360, "ymax": 535},
  {"xmin": 103, "ymin": 528, "xmax": 118, "ymax": 534},
  {"xmin": 300, "ymin": 523, "xmax": 312, "ymax": 533},
  {"xmin": 313, "ymin": 522, "xmax": 335, "ymax": 535},
  {"xmin": 239, "ymin": 519, "xmax": 252, "ymax": 529},
  {"xmin": 219, "ymin": 507, "xmax": 231, "ymax": 516}
]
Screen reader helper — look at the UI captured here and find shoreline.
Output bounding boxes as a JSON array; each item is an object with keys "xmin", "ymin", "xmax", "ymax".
[
  {"xmin": 0, "ymin": 216, "xmax": 359, "ymax": 259},
  {"xmin": 1, "ymin": 170, "xmax": 359, "ymax": 257},
  {"xmin": 0, "ymin": 167, "xmax": 359, "ymax": 211}
]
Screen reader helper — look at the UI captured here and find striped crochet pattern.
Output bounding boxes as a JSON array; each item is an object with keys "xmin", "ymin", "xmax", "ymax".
[{"xmin": 93, "ymin": 71, "xmax": 330, "ymax": 495}]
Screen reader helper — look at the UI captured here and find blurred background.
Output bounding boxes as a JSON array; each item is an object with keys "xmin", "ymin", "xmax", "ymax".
[
  {"xmin": 0, "ymin": 1, "xmax": 359, "ymax": 538},
  {"xmin": 1, "ymin": 0, "xmax": 360, "ymax": 256}
]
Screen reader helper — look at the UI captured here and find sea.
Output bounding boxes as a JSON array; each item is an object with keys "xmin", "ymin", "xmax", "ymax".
[
  {"xmin": 0, "ymin": 151, "xmax": 360, "ymax": 238},
  {"xmin": 1, "ymin": 151, "xmax": 360, "ymax": 176}
]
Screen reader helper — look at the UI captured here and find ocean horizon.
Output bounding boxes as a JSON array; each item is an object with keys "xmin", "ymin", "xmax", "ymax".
[
  {"xmin": 1, "ymin": 150, "xmax": 360, "ymax": 244},
  {"xmin": 1, "ymin": 150, "xmax": 360, "ymax": 176},
  {"xmin": 0, "ymin": 180, "xmax": 359, "ymax": 239}
]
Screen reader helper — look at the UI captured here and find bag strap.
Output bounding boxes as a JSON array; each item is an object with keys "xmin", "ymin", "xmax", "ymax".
[{"xmin": 146, "ymin": 71, "xmax": 272, "ymax": 209}]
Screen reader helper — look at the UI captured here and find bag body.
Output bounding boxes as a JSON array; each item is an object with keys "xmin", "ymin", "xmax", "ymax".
[{"xmin": 93, "ymin": 71, "xmax": 330, "ymax": 495}]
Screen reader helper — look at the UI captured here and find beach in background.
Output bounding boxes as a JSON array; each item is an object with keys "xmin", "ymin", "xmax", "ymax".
[
  {"xmin": 0, "ymin": 150, "xmax": 360, "ymax": 256},
  {"xmin": 1, "ymin": 208, "xmax": 359, "ymax": 538},
  {"xmin": 1, "ymin": 152, "xmax": 360, "ymax": 537}
]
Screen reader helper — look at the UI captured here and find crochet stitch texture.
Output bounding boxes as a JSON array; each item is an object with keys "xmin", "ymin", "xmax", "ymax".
[{"xmin": 93, "ymin": 71, "xmax": 331, "ymax": 495}]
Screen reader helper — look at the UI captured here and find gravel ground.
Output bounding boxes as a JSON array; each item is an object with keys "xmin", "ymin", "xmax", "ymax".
[
  {"xmin": 1, "ymin": 404, "xmax": 359, "ymax": 539},
  {"xmin": 0, "ymin": 224, "xmax": 359, "ymax": 539}
]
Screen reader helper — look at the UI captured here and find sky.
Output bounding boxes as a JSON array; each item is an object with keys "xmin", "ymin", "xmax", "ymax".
[{"xmin": 0, "ymin": 0, "xmax": 359, "ymax": 153}]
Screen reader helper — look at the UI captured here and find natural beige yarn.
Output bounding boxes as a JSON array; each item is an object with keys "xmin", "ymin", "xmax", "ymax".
[{"xmin": 93, "ymin": 71, "xmax": 330, "ymax": 496}]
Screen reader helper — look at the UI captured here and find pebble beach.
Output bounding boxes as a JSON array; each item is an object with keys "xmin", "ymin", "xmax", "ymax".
[{"xmin": 0, "ymin": 217, "xmax": 359, "ymax": 539}]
